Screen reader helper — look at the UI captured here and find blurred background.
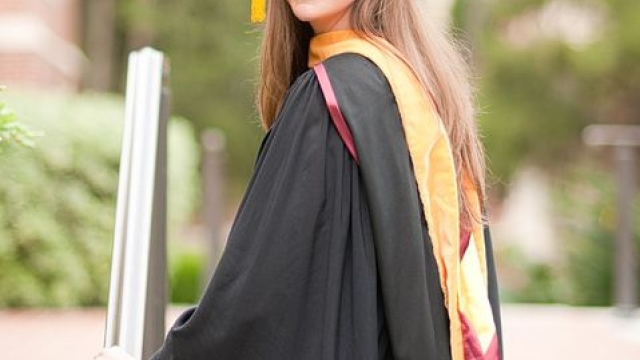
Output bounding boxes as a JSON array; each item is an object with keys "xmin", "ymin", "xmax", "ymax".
[{"xmin": 0, "ymin": 0, "xmax": 639, "ymax": 359}]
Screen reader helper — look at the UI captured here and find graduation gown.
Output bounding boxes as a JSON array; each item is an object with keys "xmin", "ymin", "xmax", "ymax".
[{"xmin": 151, "ymin": 52, "xmax": 502, "ymax": 360}]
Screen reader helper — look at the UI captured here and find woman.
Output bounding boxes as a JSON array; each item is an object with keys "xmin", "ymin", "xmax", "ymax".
[{"xmin": 98, "ymin": 0, "xmax": 503, "ymax": 359}]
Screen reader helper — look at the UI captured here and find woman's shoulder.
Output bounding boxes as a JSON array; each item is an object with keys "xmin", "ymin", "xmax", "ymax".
[
  {"xmin": 321, "ymin": 53, "xmax": 391, "ymax": 91},
  {"xmin": 303, "ymin": 53, "xmax": 393, "ymax": 97},
  {"xmin": 315, "ymin": 54, "xmax": 400, "ymax": 132},
  {"xmin": 319, "ymin": 54, "xmax": 397, "ymax": 115},
  {"xmin": 272, "ymin": 52, "xmax": 400, "ymax": 148},
  {"xmin": 278, "ymin": 53, "xmax": 396, "ymax": 125},
  {"xmin": 287, "ymin": 53, "xmax": 392, "ymax": 101}
]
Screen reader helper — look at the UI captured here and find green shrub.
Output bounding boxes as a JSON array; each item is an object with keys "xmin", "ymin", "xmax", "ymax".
[
  {"xmin": 0, "ymin": 92, "xmax": 200, "ymax": 307},
  {"xmin": 553, "ymin": 162, "xmax": 640, "ymax": 306},
  {"xmin": 169, "ymin": 249, "xmax": 206, "ymax": 304},
  {"xmin": 0, "ymin": 87, "xmax": 37, "ymax": 149},
  {"xmin": 496, "ymin": 161, "xmax": 640, "ymax": 306},
  {"xmin": 496, "ymin": 244, "xmax": 562, "ymax": 304}
]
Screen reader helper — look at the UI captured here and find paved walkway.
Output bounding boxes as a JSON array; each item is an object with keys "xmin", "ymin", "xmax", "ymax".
[{"xmin": 1, "ymin": 305, "xmax": 639, "ymax": 359}]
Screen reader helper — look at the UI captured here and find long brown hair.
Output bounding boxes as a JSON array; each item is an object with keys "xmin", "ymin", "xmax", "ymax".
[{"xmin": 258, "ymin": 0, "xmax": 486, "ymax": 228}]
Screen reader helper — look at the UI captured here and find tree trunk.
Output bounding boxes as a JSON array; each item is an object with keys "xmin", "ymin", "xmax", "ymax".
[{"xmin": 84, "ymin": 0, "xmax": 116, "ymax": 91}]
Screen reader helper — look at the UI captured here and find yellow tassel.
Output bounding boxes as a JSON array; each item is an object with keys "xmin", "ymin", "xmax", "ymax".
[{"xmin": 251, "ymin": 0, "xmax": 266, "ymax": 23}]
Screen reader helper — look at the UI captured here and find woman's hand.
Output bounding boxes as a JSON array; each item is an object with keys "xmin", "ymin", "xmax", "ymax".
[{"xmin": 93, "ymin": 346, "xmax": 137, "ymax": 360}]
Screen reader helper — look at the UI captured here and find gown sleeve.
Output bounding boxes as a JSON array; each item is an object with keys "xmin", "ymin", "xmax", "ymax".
[{"xmin": 150, "ymin": 68, "xmax": 392, "ymax": 360}]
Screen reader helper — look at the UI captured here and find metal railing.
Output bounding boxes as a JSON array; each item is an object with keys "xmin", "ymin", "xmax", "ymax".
[{"xmin": 104, "ymin": 47, "xmax": 170, "ymax": 359}]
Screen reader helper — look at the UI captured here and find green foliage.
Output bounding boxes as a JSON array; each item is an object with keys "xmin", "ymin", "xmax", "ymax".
[
  {"xmin": 497, "ymin": 244, "xmax": 562, "ymax": 304},
  {"xmin": 0, "ymin": 92, "xmax": 200, "ymax": 307},
  {"xmin": 497, "ymin": 161, "xmax": 640, "ymax": 306},
  {"xmin": 152, "ymin": 0, "xmax": 263, "ymax": 198},
  {"xmin": 85, "ymin": 0, "xmax": 263, "ymax": 199},
  {"xmin": 0, "ymin": 87, "xmax": 37, "ymax": 149},
  {"xmin": 454, "ymin": 0, "xmax": 640, "ymax": 187},
  {"xmin": 169, "ymin": 249, "xmax": 206, "ymax": 304},
  {"xmin": 553, "ymin": 162, "xmax": 640, "ymax": 306}
]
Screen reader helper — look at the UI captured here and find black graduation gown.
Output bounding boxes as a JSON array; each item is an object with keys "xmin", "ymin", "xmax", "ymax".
[{"xmin": 151, "ymin": 54, "xmax": 502, "ymax": 360}]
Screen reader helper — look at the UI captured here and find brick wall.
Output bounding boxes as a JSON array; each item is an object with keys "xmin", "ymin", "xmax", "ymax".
[{"xmin": 0, "ymin": 0, "xmax": 81, "ymax": 92}]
